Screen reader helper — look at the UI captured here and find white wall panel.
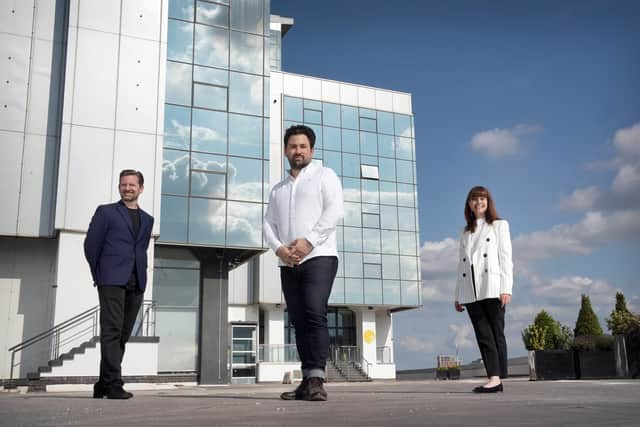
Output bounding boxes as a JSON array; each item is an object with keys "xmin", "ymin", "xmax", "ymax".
[
  {"xmin": 71, "ymin": 28, "xmax": 118, "ymax": 128},
  {"xmin": 33, "ymin": 0, "xmax": 60, "ymax": 41},
  {"xmin": 259, "ymin": 252, "xmax": 283, "ymax": 304},
  {"xmin": 68, "ymin": 0, "xmax": 79, "ymax": 27},
  {"xmin": 0, "ymin": 131, "xmax": 23, "ymax": 235},
  {"xmin": 17, "ymin": 135, "xmax": 56, "ymax": 236},
  {"xmin": 115, "ymin": 36, "xmax": 160, "ymax": 134},
  {"xmin": 282, "ymin": 73, "xmax": 302, "ymax": 97},
  {"xmin": 160, "ymin": 0, "xmax": 169, "ymax": 44},
  {"xmin": 0, "ymin": 0, "xmax": 34, "ymax": 37},
  {"xmin": 321, "ymin": 80, "xmax": 340, "ymax": 103},
  {"xmin": 54, "ymin": 123, "xmax": 71, "ymax": 229},
  {"xmin": 0, "ymin": 33, "xmax": 31, "ymax": 132},
  {"xmin": 25, "ymin": 39, "xmax": 62, "ymax": 136},
  {"xmin": 156, "ymin": 39, "xmax": 167, "ymax": 135},
  {"xmin": 340, "ymin": 83, "xmax": 358, "ymax": 106},
  {"xmin": 64, "ymin": 125, "xmax": 114, "ymax": 230},
  {"xmin": 375, "ymin": 89, "xmax": 393, "ymax": 112},
  {"xmin": 121, "ymin": 0, "xmax": 162, "ymax": 41},
  {"xmin": 392, "ymin": 92, "xmax": 412, "ymax": 114},
  {"xmin": 302, "ymin": 77, "xmax": 321, "ymax": 101},
  {"xmin": 112, "ymin": 130, "xmax": 156, "ymax": 208},
  {"xmin": 78, "ymin": 0, "xmax": 121, "ymax": 34},
  {"xmin": 358, "ymin": 86, "xmax": 376, "ymax": 109},
  {"xmin": 152, "ymin": 135, "xmax": 162, "ymax": 235},
  {"xmin": 61, "ymin": 27, "xmax": 77, "ymax": 125}
]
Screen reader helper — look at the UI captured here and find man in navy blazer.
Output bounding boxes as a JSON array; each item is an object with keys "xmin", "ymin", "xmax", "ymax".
[{"xmin": 84, "ymin": 169, "xmax": 154, "ymax": 399}]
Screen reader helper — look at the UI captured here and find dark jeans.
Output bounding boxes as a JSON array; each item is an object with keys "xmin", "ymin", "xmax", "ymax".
[
  {"xmin": 281, "ymin": 256, "xmax": 338, "ymax": 378},
  {"xmin": 465, "ymin": 298, "xmax": 508, "ymax": 378},
  {"xmin": 97, "ymin": 284, "xmax": 143, "ymax": 388}
]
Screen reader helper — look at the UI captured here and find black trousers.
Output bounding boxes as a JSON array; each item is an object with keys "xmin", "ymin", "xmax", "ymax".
[
  {"xmin": 465, "ymin": 298, "xmax": 508, "ymax": 378},
  {"xmin": 97, "ymin": 284, "xmax": 143, "ymax": 388},
  {"xmin": 281, "ymin": 256, "xmax": 338, "ymax": 378}
]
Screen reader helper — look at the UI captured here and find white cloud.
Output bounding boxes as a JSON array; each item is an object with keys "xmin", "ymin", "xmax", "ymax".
[
  {"xmin": 532, "ymin": 276, "xmax": 616, "ymax": 307},
  {"xmin": 613, "ymin": 122, "xmax": 640, "ymax": 157},
  {"xmin": 449, "ymin": 323, "xmax": 475, "ymax": 350},
  {"xmin": 397, "ymin": 336, "xmax": 435, "ymax": 353},
  {"xmin": 470, "ymin": 124, "xmax": 539, "ymax": 158},
  {"xmin": 559, "ymin": 186, "xmax": 601, "ymax": 211},
  {"xmin": 612, "ymin": 163, "xmax": 640, "ymax": 195}
]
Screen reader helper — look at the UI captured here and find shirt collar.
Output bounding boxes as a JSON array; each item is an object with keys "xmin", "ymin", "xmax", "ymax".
[{"xmin": 287, "ymin": 160, "xmax": 316, "ymax": 180}]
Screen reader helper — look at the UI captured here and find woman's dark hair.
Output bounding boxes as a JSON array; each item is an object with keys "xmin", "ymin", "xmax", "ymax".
[
  {"xmin": 284, "ymin": 125, "xmax": 316, "ymax": 148},
  {"xmin": 464, "ymin": 186, "xmax": 499, "ymax": 232},
  {"xmin": 119, "ymin": 169, "xmax": 144, "ymax": 186}
]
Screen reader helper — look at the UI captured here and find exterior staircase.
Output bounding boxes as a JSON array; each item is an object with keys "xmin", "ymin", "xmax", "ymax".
[
  {"xmin": 326, "ymin": 359, "xmax": 371, "ymax": 382},
  {"xmin": 27, "ymin": 337, "xmax": 100, "ymax": 380}
]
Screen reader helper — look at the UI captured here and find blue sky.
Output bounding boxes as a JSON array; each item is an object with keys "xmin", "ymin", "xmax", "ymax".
[{"xmin": 271, "ymin": 0, "xmax": 640, "ymax": 369}]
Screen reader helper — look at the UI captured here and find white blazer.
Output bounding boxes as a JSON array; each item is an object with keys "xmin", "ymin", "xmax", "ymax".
[{"xmin": 455, "ymin": 219, "xmax": 513, "ymax": 305}]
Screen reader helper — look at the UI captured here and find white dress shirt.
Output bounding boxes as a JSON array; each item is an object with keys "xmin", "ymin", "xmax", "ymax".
[{"xmin": 263, "ymin": 161, "xmax": 344, "ymax": 266}]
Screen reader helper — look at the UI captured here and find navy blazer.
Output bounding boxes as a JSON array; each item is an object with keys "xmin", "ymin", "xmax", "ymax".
[{"xmin": 84, "ymin": 201, "xmax": 154, "ymax": 290}]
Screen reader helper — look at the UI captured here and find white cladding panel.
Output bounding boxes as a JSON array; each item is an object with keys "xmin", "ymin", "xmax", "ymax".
[
  {"xmin": 156, "ymin": 37, "xmax": 168, "ymax": 135},
  {"xmin": 302, "ymin": 77, "xmax": 322, "ymax": 101},
  {"xmin": 321, "ymin": 80, "xmax": 340, "ymax": 103},
  {"xmin": 0, "ymin": 0, "xmax": 34, "ymax": 37},
  {"xmin": 63, "ymin": 125, "xmax": 114, "ymax": 230},
  {"xmin": 282, "ymin": 73, "xmax": 303, "ymax": 97},
  {"xmin": 115, "ymin": 36, "xmax": 160, "ymax": 134},
  {"xmin": 33, "ymin": 0, "xmax": 61, "ymax": 41},
  {"xmin": 26, "ymin": 38, "xmax": 63, "ymax": 136},
  {"xmin": 61, "ymin": 27, "xmax": 77, "ymax": 125},
  {"xmin": 0, "ymin": 131, "xmax": 23, "ymax": 235},
  {"xmin": 392, "ymin": 92, "xmax": 412, "ymax": 114},
  {"xmin": 71, "ymin": 28, "xmax": 119, "ymax": 128},
  {"xmin": 0, "ymin": 33, "xmax": 30, "ymax": 132},
  {"xmin": 112, "ymin": 130, "xmax": 157, "ymax": 205},
  {"xmin": 77, "ymin": 0, "xmax": 121, "ymax": 34},
  {"xmin": 357, "ymin": 86, "xmax": 376, "ymax": 109},
  {"xmin": 121, "ymin": 0, "xmax": 163, "ymax": 41},
  {"xmin": 339, "ymin": 83, "xmax": 358, "ymax": 106},
  {"xmin": 17, "ymin": 135, "xmax": 57, "ymax": 235},
  {"xmin": 375, "ymin": 89, "xmax": 393, "ymax": 112}
]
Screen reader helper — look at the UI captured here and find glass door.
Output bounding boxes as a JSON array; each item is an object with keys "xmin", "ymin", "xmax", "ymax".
[{"xmin": 231, "ymin": 324, "xmax": 257, "ymax": 384}]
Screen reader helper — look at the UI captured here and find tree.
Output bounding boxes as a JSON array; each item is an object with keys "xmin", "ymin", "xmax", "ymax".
[
  {"xmin": 606, "ymin": 292, "xmax": 640, "ymax": 335},
  {"xmin": 521, "ymin": 310, "xmax": 573, "ymax": 350},
  {"xmin": 574, "ymin": 294, "xmax": 603, "ymax": 337},
  {"xmin": 533, "ymin": 310, "xmax": 561, "ymax": 350}
]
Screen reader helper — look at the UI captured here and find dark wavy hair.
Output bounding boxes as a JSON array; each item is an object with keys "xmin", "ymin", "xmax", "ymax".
[
  {"xmin": 284, "ymin": 125, "xmax": 316, "ymax": 148},
  {"xmin": 119, "ymin": 169, "xmax": 144, "ymax": 186},
  {"xmin": 464, "ymin": 186, "xmax": 499, "ymax": 232}
]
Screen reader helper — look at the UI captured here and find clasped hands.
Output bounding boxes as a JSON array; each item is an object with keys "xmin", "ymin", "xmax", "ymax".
[{"xmin": 276, "ymin": 238, "xmax": 313, "ymax": 266}]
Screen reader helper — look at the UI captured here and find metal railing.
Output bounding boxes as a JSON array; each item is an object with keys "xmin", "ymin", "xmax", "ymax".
[
  {"xmin": 330, "ymin": 346, "xmax": 371, "ymax": 379},
  {"xmin": 257, "ymin": 344, "xmax": 299, "ymax": 363},
  {"xmin": 376, "ymin": 346, "xmax": 393, "ymax": 364},
  {"xmin": 7, "ymin": 300, "xmax": 156, "ymax": 382}
]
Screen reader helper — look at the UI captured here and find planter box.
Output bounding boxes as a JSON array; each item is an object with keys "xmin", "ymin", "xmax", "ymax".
[
  {"xmin": 626, "ymin": 331, "xmax": 640, "ymax": 379},
  {"xmin": 436, "ymin": 370, "xmax": 448, "ymax": 380},
  {"xmin": 528, "ymin": 350, "xmax": 576, "ymax": 380},
  {"xmin": 447, "ymin": 368, "xmax": 460, "ymax": 380},
  {"xmin": 576, "ymin": 350, "xmax": 616, "ymax": 379}
]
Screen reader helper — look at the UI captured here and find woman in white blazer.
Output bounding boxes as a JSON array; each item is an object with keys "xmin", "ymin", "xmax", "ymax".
[{"xmin": 454, "ymin": 186, "xmax": 513, "ymax": 393}]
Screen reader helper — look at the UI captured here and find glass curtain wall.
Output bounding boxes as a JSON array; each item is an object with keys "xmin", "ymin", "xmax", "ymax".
[
  {"xmin": 283, "ymin": 96, "xmax": 421, "ymax": 307},
  {"xmin": 161, "ymin": 0, "xmax": 270, "ymax": 249}
]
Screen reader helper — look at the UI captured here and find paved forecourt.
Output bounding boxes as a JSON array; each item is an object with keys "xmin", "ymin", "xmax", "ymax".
[{"xmin": 1, "ymin": 378, "xmax": 639, "ymax": 426}]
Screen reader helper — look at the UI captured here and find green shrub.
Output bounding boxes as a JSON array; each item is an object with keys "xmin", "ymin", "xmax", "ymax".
[
  {"xmin": 533, "ymin": 310, "xmax": 561, "ymax": 350},
  {"xmin": 606, "ymin": 292, "xmax": 640, "ymax": 335},
  {"xmin": 594, "ymin": 335, "xmax": 614, "ymax": 351},
  {"xmin": 522, "ymin": 310, "xmax": 574, "ymax": 351},
  {"xmin": 574, "ymin": 294, "xmax": 603, "ymax": 337},
  {"xmin": 554, "ymin": 325, "xmax": 574, "ymax": 350},
  {"xmin": 522, "ymin": 323, "xmax": 546, "ymax": 351},
  {"xmin": 571, "ymin": 334, "xmax": 614, "ymax": 351}
]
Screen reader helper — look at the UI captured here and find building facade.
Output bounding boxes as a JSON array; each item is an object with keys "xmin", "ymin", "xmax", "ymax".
[{"xmin": 0, "ymin": 0, "xmax": 420, "ymax": 385}]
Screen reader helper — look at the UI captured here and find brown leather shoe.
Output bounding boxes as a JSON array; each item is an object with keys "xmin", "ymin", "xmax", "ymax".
[
  {"xmin": 280, "ymin": 378, "xmax": 309, "ymax": 400},
  {"xmin": 305, "ymin": 377, "xmax": 327, "ymax": 401}
]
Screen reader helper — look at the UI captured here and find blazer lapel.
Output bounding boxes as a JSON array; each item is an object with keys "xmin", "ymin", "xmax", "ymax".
[{"xmin": 116, "ymin": 202, "xmax": 135, "ymax": 239}]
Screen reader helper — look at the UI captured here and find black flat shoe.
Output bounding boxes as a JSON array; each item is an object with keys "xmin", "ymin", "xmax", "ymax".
[
  {"xmin": 472, "ymin": 383, "xmax": 503, "ymax": 393},
  {"xmin": 93, "ymin": 382, "xmax": 105, "ymax": 399}
]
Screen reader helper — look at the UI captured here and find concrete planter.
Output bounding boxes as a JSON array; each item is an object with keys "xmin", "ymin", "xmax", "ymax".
[
  {"xmin": 528, "ymin": 350, "xmax": 576, "ymax": 380},
  {"xmin": 447, "ymin": 367, "xmax": 461, "ymax": 380},
  {"xmin": 576, "ymin": 350, "xmax": 616, "ymax": 379}
]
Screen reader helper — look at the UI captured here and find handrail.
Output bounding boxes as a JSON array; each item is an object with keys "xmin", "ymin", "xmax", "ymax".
[{"xmin": 7, "ymin": 299, "xmax": 155, "ymax": 383}]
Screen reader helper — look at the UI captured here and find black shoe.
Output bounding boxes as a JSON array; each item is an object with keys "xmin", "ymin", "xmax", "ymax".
[
  {"xmin": 280, "ymin": 378, "xmax": 309, "ymax": 400},
  {"xmin": 472, "ymin": 383, "xmax": 503, "ymax": 393},
  {"xmin": 93, "ymin": 382, "xmax": 105, "ymax": 399},
  {"xmin": 305, "ymin": 377, "xmax": 328, "ymax": 401},
  {"xmin": 105, "ymin": 386, "xmax": 133, "ymax": 399}
]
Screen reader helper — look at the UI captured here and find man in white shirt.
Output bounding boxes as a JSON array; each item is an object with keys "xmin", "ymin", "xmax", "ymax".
[{"xmin": 263, "ymin": 125, "xmax": 344, "ymax": 401}]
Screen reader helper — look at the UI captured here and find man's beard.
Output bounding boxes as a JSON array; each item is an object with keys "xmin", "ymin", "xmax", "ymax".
[{"xmin": 288, "ymin": 156, "xmax": 310, "ymax": 170}]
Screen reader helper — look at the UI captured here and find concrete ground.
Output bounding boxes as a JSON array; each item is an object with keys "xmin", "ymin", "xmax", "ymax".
[{"xmin": 1, "ymin": 378, "xmax": 639, "ymax": 427}]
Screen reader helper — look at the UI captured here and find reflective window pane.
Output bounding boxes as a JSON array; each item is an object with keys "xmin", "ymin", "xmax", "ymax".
[
  {"xmin": 159, "ymin": 195, "xmax": 188, "ymax": 243},
  {"xmin": 342, "ymin": 153, "xmax": 360, "ymax": 177},
  {"xmin": 341, "ymin": 105, "xmax": 358, "ymax": 130},
  {"xmin": 343, "ymin": 227, "xmax": 362, "ymax": 252},
  {"xmin": 329, "ymin": 277, "xmax": 345, "ymax": 305},
  {"xmin": 226, "ymin": 201, "xmax": 262, "ymax": 247},
  {"xmin": 398, "ymin": 208, "xmax": 416, "ymax": 231},
  {"xmin": 169, "ymin": 0, "xmax": 194, "ymax": 21},
  {"xmin": 362, "ymin": 228, "xmax": 381, "ymax": 253},
  {"xmin": 378, "ymin": 133, "xmax": 394, "ymax": 158},
  {"xmin": 230, "ymin": 0, "xmax": 263, "ymax": 34},
  {"xmin": 162, "ymin": 149, "xmax": 190, "ymax": 195},
  {"xmin": 304, "ymin": 99, "xmax": 321, "ymax": 110},
  {"xmin": 229, "ymin": 72, "xmax": 262, "ymax": 115},
  {"xmin": 191, "ymin": 171, "xmax": 225, "ymax": 198},
  {"xmin": 341, "ymin": 129, "xmax": 358, "ymax": 153},
  {"xmin": 400, "ymin": 256, "xmax": 418, "ymax": 281},
  {"xmin": 344, "ymin": 253, "xmax": 362, "ymax": 278},
  {"xmin": 362, "ymin": 203, "xmax": 379, "ymax": 214},
  {"xmin": 360, "ymin": 131, "xmax": 377, "ymax": 156},
  {"xmin": 382, "ymin": 255, "xmax": 400, "ymax": 280},
  {"xmin": 379, "ymin": 181, "xmax": 397, "ymax": 205},
  {"xmin": 381, "ymin": 230, "xmax": 399, "ymax": 254},
  {"xmin": 401, "ymin": 281, "xmax": 420, "ymax": 306},
  {"xmin": 361, "ymin": 179, "xmax": 379, "ymax": 204},
  {"xmin": 196, "ymin": 1, "xmax": 228, "ymax": 27},
  {"xmin": 399, "ymin": 231, "xmax": 418, "ymax": 256},
  {"xmin": 194, "ymin": 66, "xmax": 228, "ymax": 86},
  {"xmin": 380, "ymin": 205, "xmax": 398, "ymax": 229},
  {"xmin": 227, "ymin": 156, "xmax": 262, "ymax": 202},
  {"xmin": 342, "ymin": 178, "xmax": 360, "ymax": 203},
  {"xmin": 378, "ymin": 157, "xmax": 395, "ymax": 181},
  {"xmin": 324, "ymin": 150, "xmax": 342, "ymax": 176},
  {"xmin": 191, "ymin": 148, "xmax": 227, "ymax": 173},
  {"xmin": 383, "ymin": 280, "xmax": 401, "ymax": 305},
  {"xmin": 193, "ymin": 83, "xmax": 227, "ymax": 110},
  {"xmin": 364, "ymin": 279, "xmax": 383, "ymax": 305},
  {"xmin": 164, "ymin": 105, "xmax": 191, "ymax": 150},
  {"xmin": 194, "ymin": 24, "xmax": 229, "ymax": 68},
  {"xmin": 396, "ymin": 159, "xmax": 414, "ymax": 183},
  {"xmin": 396, "ymin": 137, "xmax": 413, "ymax": 160},
  {"xmin": 323, "ymin": 126, "xmax": 341, "ymax": 151},
  {"xmin": 304, "ymin": 109, "xmax": 322, "ymax": 125},
  {"xmin": 395, "ymin": 114, "xmax": 412, "ymax": 137},
  {"xmin": 284, "ymin": 97, "xmax": 303, "ymax": 122},
  {"xmin": 191, "ymin": 108, "xmax": 227, "ymax": 154},
  {"xmin": 167, "ymin": 20, "xmax": 193, "ymax": 62},
  {"xmin": 154, "ymin": 270, "xmax": 199, "ymax": 307},
  {"xmin": 377, "ymin": 111, "xmax": 394, "ymax": 135},
  {"xmin": 344, "ymin": 278, "xmax": 363, "ymax": 304},
  {"xmin": 323, "ymin": 103, "xmax": 340, "ymax": 127},
  {"xmin": 397, "ymin": 183, "xmax": 414, "ymax": 207},
  {"xmin": 305, "ymin": 123, "xmax": 322, "ymax": 150},
  {"xmin": 166, "ymin": 61, "xmax": 192, "ymax": 106},
  {"xmin": 229, "ymin": 114, "xmax": 262, "ymax": 157},
  {"xmin": 362, "ymin": 212, "xmax": 379, "ymax": 228},
  {"xmin": 359, "ymin": 117, "xmax": 376, "ymax": 132},
  {"xmin": 359, "ymin": 108, "xmax": 376, "ymax": 119},
  {"xmin": 189, "ymin": 198, "xmax": 226, "ymax": 245},
  {"xmin": 230, "ymin": 31, "xmax": 263, "ymax": 74}
]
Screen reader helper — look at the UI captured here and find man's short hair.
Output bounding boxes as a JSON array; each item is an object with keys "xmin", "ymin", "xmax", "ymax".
[
  {"xmin": 284, "ymin": 125, "xmax": 316, "ymax": 148},
  {"xmin": 119, "ymin": 169, "xmax": 144, "ymax": 186}
]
